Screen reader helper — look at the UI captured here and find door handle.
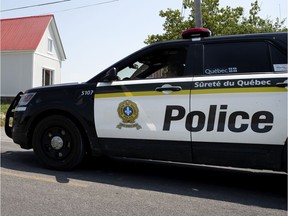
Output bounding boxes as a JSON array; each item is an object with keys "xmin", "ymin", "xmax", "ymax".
[
  {"xmin": 276, "ymin": 81, "xmax": 288, "ymax": 87},
  {"xmin": 155, "ymin": 86, "xmax": 182, "ymax": 92}
]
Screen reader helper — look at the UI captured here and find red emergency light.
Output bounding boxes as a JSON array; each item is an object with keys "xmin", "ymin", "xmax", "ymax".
[{"xmin": 181, "ymin": 28, "xmax": 211, "ymax": 39}]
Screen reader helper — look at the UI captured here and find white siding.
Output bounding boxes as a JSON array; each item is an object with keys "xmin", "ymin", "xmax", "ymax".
[
  {"xmin": 1, "ymin": 19, "xmax": 64, "ymax": 97},
  {"xmin": 36, "ymin": 24, "xmax": 60, "ymax": 59},
  {"xmin": 1, "ymin": 52, "xmax": 33, "ymax": 96},
  {"xmin": 33, "ymin": 53, "xmax": 61, "ymax": 87},
  {"xmin": 34, "ymin": 23, "xmax": 62, "ymax": 86}
]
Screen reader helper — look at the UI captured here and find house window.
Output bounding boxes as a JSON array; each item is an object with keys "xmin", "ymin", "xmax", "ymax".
[
  {"xmin": 48, "ymin": 38, "xmax": 53, "ymax": 53},
  {"xmin": 42, "ymin": 69, "xmax": 54, "ymax": 86}
]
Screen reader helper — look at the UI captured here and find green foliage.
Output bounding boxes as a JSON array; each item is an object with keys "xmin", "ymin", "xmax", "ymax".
[
  {"xmin": 145, "ymin": 9, "xmax": 189, "ymax": 43},
  {"xmin": 145, "ymin": 0, "xmax": 287, "ymax": 44},
  {"xmin": 1, "ymin": 104, "xmax": 9, "ymax": 127}
]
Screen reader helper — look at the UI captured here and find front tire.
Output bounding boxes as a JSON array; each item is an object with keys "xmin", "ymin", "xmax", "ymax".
[{"xmin": 32, "ymin": 115, "xmax": 85, "ymax": 170}]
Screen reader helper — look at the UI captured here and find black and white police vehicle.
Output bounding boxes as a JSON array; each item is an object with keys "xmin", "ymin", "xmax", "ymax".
[{"xmin": 5, "ymin": 28, "xmax": 288, "ymax": 171}]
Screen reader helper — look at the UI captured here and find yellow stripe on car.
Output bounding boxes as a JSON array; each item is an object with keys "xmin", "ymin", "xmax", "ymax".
[
  {"xmin": 95, "ymin": 87, "xmax": 286, "ymax": 98},
  {"xmin": 95, "ymin": 90, "xmax": 191, "ymax": 98}
]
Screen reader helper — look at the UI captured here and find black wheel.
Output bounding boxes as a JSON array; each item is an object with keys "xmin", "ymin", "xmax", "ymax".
[{"xmin": 32, "ymin": 115, "xmax": 85, "ymax": 170}]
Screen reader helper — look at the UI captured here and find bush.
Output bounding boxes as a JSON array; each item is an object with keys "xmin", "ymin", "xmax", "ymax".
[{"xmin": 1, "ymin": 104, "xmax": 10, "ymax": 127}]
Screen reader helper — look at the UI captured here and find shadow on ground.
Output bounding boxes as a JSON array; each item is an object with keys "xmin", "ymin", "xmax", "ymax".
[{"xmin": 1, "ymin": 150, "xmax": 287, "ymax": 210}]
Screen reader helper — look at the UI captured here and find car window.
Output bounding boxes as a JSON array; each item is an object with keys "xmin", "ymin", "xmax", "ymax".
[
  {"xmin": 116, "ymin": 48, "xmax": 187, "ymax": 80},
  {"xmin": 203, "ymin": 42, "xmax": 272, "ymax": 75},
  {"xmin": 269, "ymin": 44, "xmax": 287, "ymax": 72}
]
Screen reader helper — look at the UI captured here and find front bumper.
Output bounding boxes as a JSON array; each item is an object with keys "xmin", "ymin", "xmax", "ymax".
[
  {"xmin": 5, "ymin": 92, "xmax": 31, "ymax": 149},
  {"xmin": 5, "ymin": 92, "xmax": 23, "ymax": 138},
  {"xmin": 11, "ymin": 123, "xmax": 31, "ymax": 149}
]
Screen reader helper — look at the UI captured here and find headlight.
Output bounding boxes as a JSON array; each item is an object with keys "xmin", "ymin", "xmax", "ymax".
[{"xmin": 18, "ymin": 93, "xmax": 36, "ymax": 106}]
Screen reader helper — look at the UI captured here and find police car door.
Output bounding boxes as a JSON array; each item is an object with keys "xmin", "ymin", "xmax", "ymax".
[
  {"xmin": 94, "ymin": 46, "xmax": 192, "ymax": 162},
  {"xmin": 190, "ymin": 40, "xmax": 287, "ymax": 170}
]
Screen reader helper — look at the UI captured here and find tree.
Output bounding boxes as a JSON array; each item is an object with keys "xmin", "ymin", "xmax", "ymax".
[{"xmin": 144, "ymin": 0, "xmax": 287, "ymax": 44}]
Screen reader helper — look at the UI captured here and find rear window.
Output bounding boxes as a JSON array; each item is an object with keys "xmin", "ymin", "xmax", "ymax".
[
  {"xmin": 202, "ymin": 41, "xmax": 286, "ymax": 75},
  {"xmin": 270, "ymin": 44, "xmax": 287, "ymax": 72}
]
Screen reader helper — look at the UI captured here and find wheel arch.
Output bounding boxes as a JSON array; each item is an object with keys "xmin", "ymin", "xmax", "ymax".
[
  {"xmin": 27, "ymin": 109, "xmax": 93, "ymax": 154},
  {"xmin": 281, "ymin": 138, "xmax": 287, "ymax": 172}
]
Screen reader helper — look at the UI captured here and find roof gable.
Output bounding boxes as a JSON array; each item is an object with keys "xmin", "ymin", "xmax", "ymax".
[{"xmin": 1, "ymin": 15, "xmax": 53, "ymax": 51}]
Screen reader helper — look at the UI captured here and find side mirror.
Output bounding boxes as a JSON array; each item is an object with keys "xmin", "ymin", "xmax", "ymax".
[{"xmin": 102, "ymin": 67, "xmax": 118, "ymax": 82}]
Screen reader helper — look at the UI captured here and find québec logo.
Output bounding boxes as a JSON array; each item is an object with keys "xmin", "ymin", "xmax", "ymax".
[{"xmin": 117, "ymin": 100, "xmax": 141, "ymax": 130}]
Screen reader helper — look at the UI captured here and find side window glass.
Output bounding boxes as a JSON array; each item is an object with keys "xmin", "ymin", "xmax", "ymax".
[
  {"xmin": 269, "ymin": 45, "xmax": 287, "ymax": 72},
  {"xmin": 203, "ymin": 42, "xmax": 271, "ymax": 75},
  {"xmin": 116, "ymin": 48, "xmax": 187, "ymax": 80},
  {"xmin": 116, "ymin": 62, "xmax": 144, "ymax": 80}
]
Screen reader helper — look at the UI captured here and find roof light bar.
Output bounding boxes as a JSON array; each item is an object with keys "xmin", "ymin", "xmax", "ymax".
[{"xmin": 181, "ymin": 28, "xmax": 211, "ymax": 39}]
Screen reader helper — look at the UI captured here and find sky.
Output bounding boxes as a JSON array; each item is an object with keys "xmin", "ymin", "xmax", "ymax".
[{"xmin": 1, "ymin": 0, "xmax": 287, "ymax": 83}]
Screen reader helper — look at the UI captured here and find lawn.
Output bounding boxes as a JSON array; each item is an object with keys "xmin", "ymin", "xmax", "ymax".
[{"xmin": 1, "ymin": 104, "xmax": 10, "ymax": 127}]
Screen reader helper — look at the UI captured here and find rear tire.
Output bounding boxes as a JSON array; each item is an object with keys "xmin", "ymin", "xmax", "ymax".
[{"xmin": 32, "ymin": 115, "xmax": 85, "ymax": 170}]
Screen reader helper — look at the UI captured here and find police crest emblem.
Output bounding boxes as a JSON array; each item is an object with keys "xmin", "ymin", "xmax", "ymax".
[{"xmin": 117, "ymin": 100, "xmax": 141, "ymax": 130}]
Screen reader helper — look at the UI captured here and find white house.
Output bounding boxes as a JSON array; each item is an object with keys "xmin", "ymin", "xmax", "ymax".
[{"xmin": 1, "ymin": 15, "xmax": 66, "ymax": 101}]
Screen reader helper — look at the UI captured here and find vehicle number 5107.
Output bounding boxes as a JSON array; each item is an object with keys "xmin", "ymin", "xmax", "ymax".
[{"xmin": 81, "ymin": 90, "xmax": 94, "ymax": 96}]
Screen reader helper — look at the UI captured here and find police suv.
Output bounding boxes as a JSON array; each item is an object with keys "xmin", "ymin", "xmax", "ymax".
[{"xmin": 5, "ymin": 28, "xmax": 288, "ymax": 171}]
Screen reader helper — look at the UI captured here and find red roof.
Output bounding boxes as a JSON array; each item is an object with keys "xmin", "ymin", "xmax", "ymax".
[{"xmin": 1, "ymin": 15, "xmax": 53, "ymax": 51}]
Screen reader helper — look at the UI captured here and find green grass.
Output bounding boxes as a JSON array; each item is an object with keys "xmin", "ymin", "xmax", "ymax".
[{"xmin": 1, "ymin": 104, "xmax": 10, "ymax": 127}]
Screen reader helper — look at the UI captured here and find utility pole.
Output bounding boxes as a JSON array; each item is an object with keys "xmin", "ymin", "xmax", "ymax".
[{"xmin": 194, "ymin": 0, "xmax": 203, "ymax": 27}]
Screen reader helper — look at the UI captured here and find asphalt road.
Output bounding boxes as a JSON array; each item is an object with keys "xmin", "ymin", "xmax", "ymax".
[{"xmin": 1, "ymin": 128, "xmax": 287, "ymax": 216}]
